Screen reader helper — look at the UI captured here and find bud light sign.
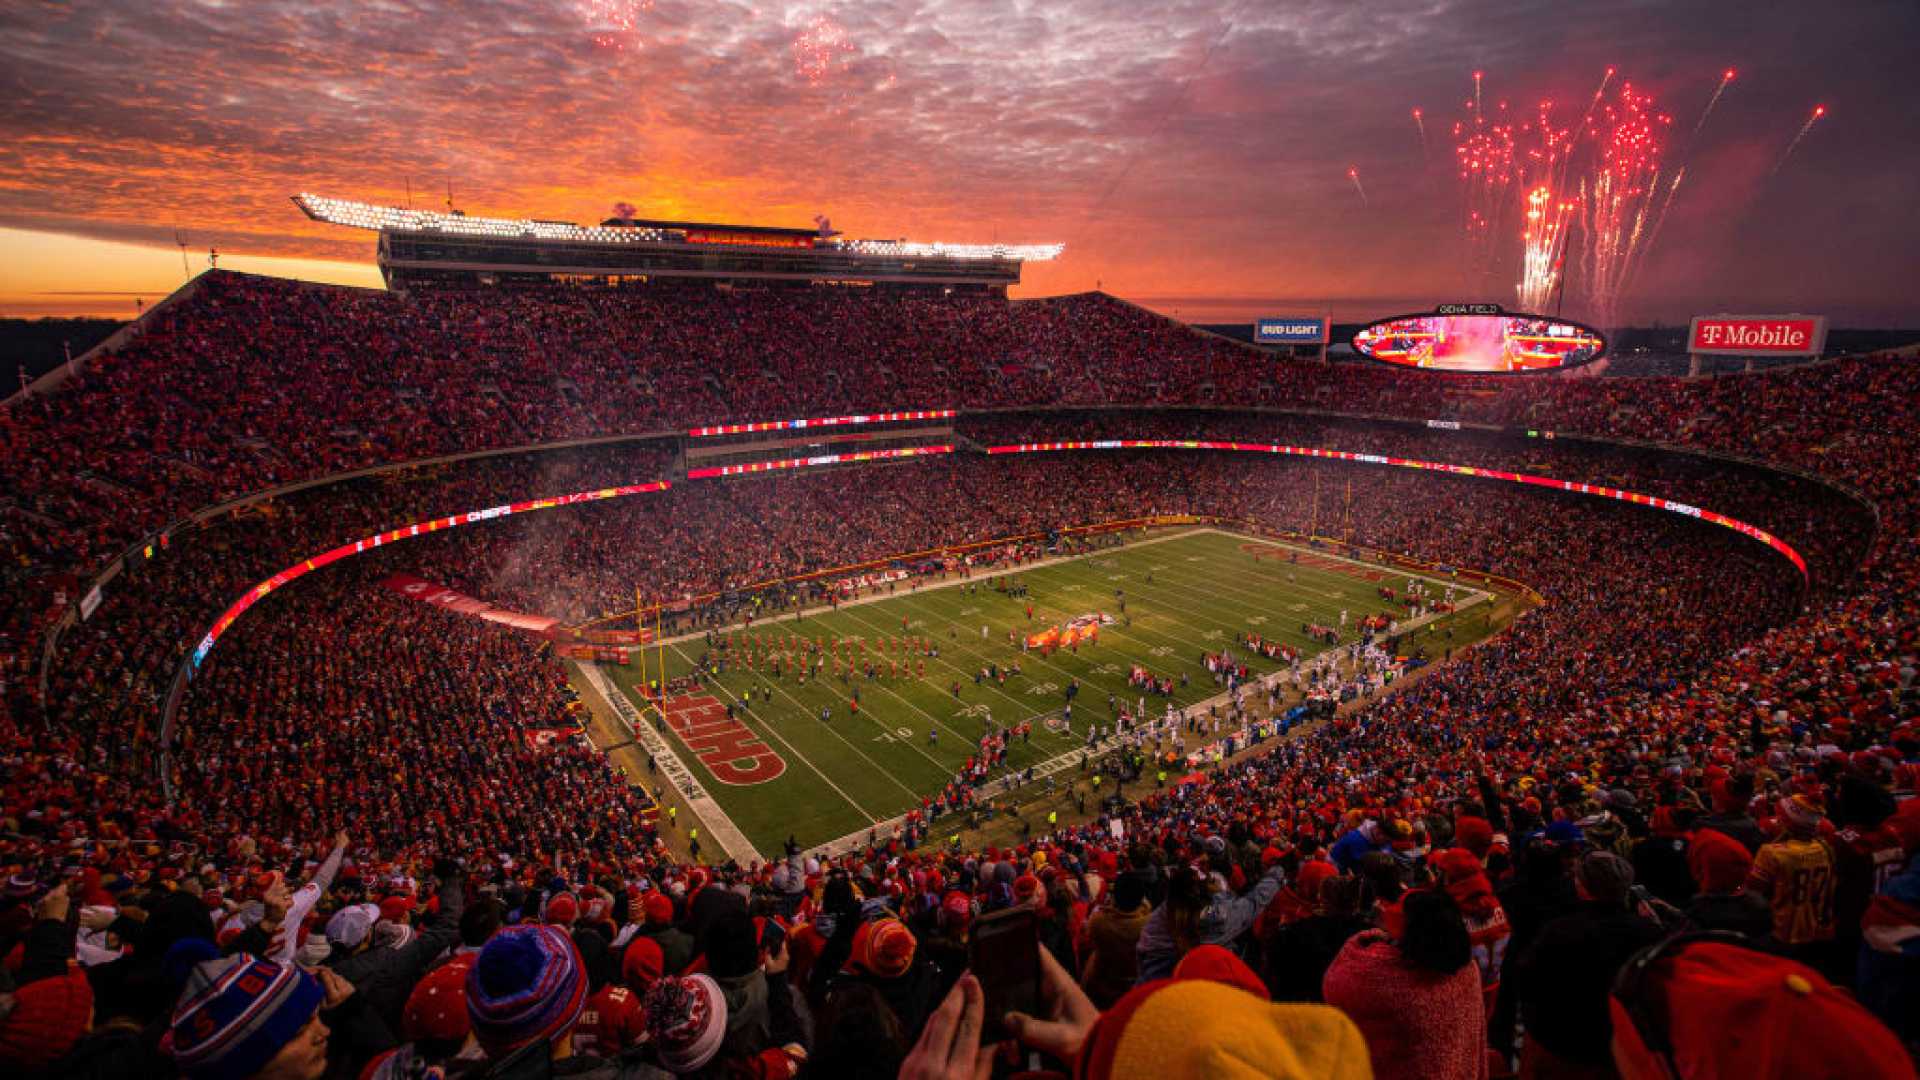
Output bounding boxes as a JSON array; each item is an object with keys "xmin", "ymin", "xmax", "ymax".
[
  {"xmin": 1687, "ymin": 315, "xmax": 1827, "ymax": 357},
  {"xmin": 1254, "ymin": 317, "xmax": 1329, "ymax": 345}
]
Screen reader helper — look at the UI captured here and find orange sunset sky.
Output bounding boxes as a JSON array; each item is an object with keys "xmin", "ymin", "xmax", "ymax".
[{"xmin": 3, "ymin": 1, "xmax": 1917, "ymax": 326}]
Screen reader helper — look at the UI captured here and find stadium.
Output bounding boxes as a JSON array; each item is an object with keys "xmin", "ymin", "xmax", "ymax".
[{"xmin": 2, "ymin": 5, "xmax": 1918, "ymax": 1078}]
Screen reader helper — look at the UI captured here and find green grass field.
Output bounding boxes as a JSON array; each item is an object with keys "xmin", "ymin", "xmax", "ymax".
[{"xmin": 580, "ymin": 528, "xmax": 1503, "ymax": 857}]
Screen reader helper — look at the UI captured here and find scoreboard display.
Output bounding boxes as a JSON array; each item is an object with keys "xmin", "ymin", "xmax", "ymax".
[{"xmin": 1353, "ymin": 306, "xmax": 1606, "ymax": 373}]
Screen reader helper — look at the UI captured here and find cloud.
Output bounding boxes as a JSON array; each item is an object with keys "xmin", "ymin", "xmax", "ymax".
[{"xmin": 1, "ymin": 0, "xmax": 1916, "ymax": 323}]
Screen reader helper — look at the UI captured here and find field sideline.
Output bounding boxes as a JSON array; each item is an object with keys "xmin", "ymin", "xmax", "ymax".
[{"xmin": 574, "ymin": 528, "xmax": 1506, "ymax": 858}]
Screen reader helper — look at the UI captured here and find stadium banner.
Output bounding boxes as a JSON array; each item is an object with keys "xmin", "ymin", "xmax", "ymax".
[
  {"xmin": 984, "ymin": 440, "xmax": 1806, "ymax": 580},
  {"xmin": 1254, "ymin": 317, "xmax": 1330, "ymax": 345},
  {"xmin": 689, "ymin": 410, "xmax": 956, "ymax": 437},
  {"xmin": 685, "ymin": 444, "xmax": 952, "ymax": 479},
  {"xmin": 191, "ymin": 481, "xmax": 669, "ymax": 670},
  {"xmin": 1686, "ymin": 314, "xmax": 1828, "ymax": 356},
  {"xmin": 380, "ymin": 573, "xmax": 562, "ymax": 634},
  {"xmin": 828, "ymin": 567, "xmax": 909, "ymax": 595}
]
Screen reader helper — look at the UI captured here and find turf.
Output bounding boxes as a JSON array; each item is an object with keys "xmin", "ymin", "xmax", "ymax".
[{"xmin": 593, "ymin": 528, "xmax": 1499, "ymax": 854}]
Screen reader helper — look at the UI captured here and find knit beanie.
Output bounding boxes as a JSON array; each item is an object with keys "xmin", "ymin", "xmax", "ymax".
[
  {"xmin": 1172, "ymin": 945, "xmax": 1268, "ymax": 998},
  {"xmin": 0, "ymin": 966, "xmax": 94, "ymax": 1068},
  {"xmin": 1575, "ymin": 850, "xmax": 1635, "ymax": 907},
  {"xmin": 622, "ymin": 936, "xmax": 665, "ymax": 991},
  {"xmin": 169, "ymin": 955, "xmax": 324, "ymax": 1080},
  {"xmin": 1073, "ymin": 979, "xmax": 1370, "ymax": 1079},
  {"xmin": 643, "ymin": 891, "xmax": 674, "ymax": 926},
  {"xmin": 646, "ymin": 974, "xmax": 727, "ymax": 1073},
  {"xmin": 466, "ymin": 924, "xmax": 588, "ymax": 1058},
  {"xmin": 403, "ymin": 957, "xmax": 474, "ymax": 1045},
  {"xmin": 1778, "ymin": 795, "xmax": 1824, "ymax": 839},
  {"xmin": 1687, "ymin": 829, "xmax": 1754, "ymax": 894},
  {"xmin": 849, "ymin": 918, "xmax": 916, "ymax": 978}
]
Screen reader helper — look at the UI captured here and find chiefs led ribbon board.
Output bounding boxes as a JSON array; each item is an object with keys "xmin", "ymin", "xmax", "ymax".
[
  {"xmin": 985, "ymin": 440, "xmax": 1805, "ymax": 580},
  {"xmin": 1352, "ymin": 311, "xmax": 1606, "ymax": 373},
  {"xmin": 1686, "ymin": 315, "xmax": 1828, "ymax": 357}
]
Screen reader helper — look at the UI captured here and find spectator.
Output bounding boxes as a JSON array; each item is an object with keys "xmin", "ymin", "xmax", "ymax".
[{"xmin": 1323, "ymin": 888, "xmax": 1486, "ymax": 1080}]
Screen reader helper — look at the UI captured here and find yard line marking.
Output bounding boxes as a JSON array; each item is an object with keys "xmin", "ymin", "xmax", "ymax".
[
  {"xmin": 639, "ymin": 527, "xmax": 1213, "ymax": 648},
  {"xmin": 661, "ymin": 645, "xmax": 896, "ymax": 826},
  {"xmin": 672, "ymin": 640, "xmax": 931, "ymax": 805},
  {"xmin": 834, "ymin": 603, "xmax": 1060, "ymax": 742}
]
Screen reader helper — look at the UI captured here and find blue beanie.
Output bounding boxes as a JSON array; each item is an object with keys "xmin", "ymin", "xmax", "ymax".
[
  {"xmin": 1544, "ymin": 820, "xmax": 1585, "ymax": 846},
  {"xmin": 466, "ymin": 925, "xmax": 587, "ymax": 1058},
  {"xmin": 170, "ymin": 955, "xmax": 323, "ymax": 1080},
  {"xmin": 163, "ymin": 937, "xmax": 221, "ymax": 991}
]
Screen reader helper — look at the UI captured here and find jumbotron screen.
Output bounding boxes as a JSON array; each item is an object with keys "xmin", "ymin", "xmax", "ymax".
[{"xmin": 1352, "ymin": 309, "xmax": 1605, "ymax": 373}]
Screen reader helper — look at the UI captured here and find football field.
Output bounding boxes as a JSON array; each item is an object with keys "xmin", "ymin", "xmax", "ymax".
[{"xmin": 576, "ymin": 528, "xmax": 1506, "ymax": 859}]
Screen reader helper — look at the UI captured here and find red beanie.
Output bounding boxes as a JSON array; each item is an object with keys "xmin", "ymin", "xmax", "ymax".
[
  {"xmin": 1293, "ymin": 860, "xmax": 1337, "ymax": 905},
  {"xmin": 850, "ymin": 919, "xmax": 916, "ymax": 979},
  {"xmin": 940, "ymin": 890, "xmax": 973, "ymax": 932},
  {"xmin": 643, "ymin": 892, "xmax": 674, "ymax": 926},
  {"xmin": 1687, "ymin": 829, "xmax": 1754, "ymax": 894},
  {"xmin": 622, "ymin": 936, "xmax": 665, "ymax": 990},
  {"xmin": 1173, "ymin": 944, "xmax": 1269, "ymax": 998},
  {"xmin": 1013, "ymin": 874, "xmax": 1042, "ymax": 903},
  {"xmin": 0, "ymin": 967, "xmax": 94, "ymax": 1067},
  {"xmin": 1454, "ymin": 816, "xmax": 1494, "ymax": 858},
  {"xmin": 402, "ymin": 957, "xmax": 473, "ymax": 1044},
  {"xmin": 545, "ymin": 892, "xmax": 578, "ymax": 926}
]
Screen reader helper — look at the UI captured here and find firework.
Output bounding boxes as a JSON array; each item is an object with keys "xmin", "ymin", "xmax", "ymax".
[
  {"xmin": 1575, "ymin": 82, "xmax": 1671, "ymax": 329},
  {"xmin": 1688, "ymin": 68, "xmax": 1735, "ymax": 142},
  {"xmin": 1348, "ymin": 166, "xmax": 1369, "ymax": 205},
  {"xmin": 1771, "ymin": 105, "xmax": 1826, "ymax": 177},
  {"xmin": 580, "ymin": 0, "xmax": 654, "ymax": 52},
  {"xmin": 1517, "ymin": 185, "xmax": 1575, "ymax": 311},
  {"xmin": 1444, "ymin": 69, "xmax": 1689, "ymax": 328},
  {"xmin": 793, "ymin": 15, "xmax": 857, "ymax": 85},
  {"xmin": 1412, "ymin": 108, "xmax": 1428, "ymax": 157},
  {"xmin": 1631, "ymin": 166, "xmax": 1686, "ymax": 287},
  {"xmin": 1451, "ymin": 74, "xmax": 1573, "ymax": 295}
]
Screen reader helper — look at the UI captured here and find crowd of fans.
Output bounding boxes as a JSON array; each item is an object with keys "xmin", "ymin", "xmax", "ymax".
[{"xmin": 2, "ymin": 275, "xmax": 1918, "ymax": 1077}]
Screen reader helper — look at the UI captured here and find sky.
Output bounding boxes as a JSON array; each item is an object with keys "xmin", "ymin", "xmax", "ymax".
[{"xmin": 2, "ymin": 0, "xmax": 1916, "ymax": 325}]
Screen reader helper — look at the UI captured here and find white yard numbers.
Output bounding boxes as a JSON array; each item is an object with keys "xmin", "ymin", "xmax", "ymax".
[
  {"xmin": 1148, "ymin": 645, "xmax": 1173, "ymax": 657},
  {"xmin": 1247, "ymin": 615, "xmax": 1269, "ymax": 626},
  {"xmin": 871, "ymin": 726, "xmax": 915, "ymax": 743},
  {"xmin": 1025, "ymin": 681, "xmax": 1061, "ymax": 696}
]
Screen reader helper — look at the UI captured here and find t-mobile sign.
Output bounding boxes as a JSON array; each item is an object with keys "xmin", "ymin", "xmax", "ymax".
[{"xmin": 1687, "ymin": 315, "xmax": 1828, "ymax": 356}]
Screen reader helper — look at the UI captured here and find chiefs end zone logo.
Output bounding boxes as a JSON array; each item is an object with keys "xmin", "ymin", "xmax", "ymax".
[{"xmin": 663, "ymin": 695, "xmax": 787, "ymax": 785}]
